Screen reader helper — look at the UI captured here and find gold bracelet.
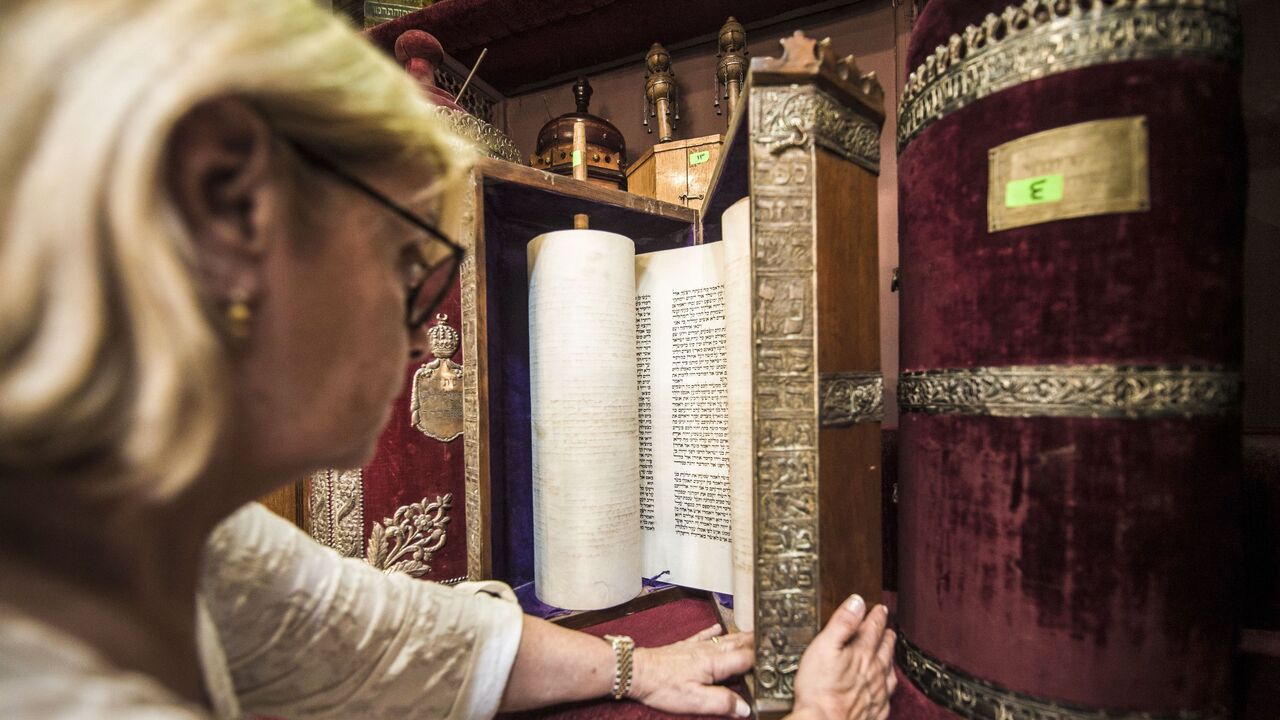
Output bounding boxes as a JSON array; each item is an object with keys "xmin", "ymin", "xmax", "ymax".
[{"xmin": 603, "ymin": 634, "xmax": 635, "ymax": 700}]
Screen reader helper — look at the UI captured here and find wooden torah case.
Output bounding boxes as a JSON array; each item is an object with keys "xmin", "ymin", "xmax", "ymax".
[
  {"xmin": 626, "ymin": 133, "xmax": 723, "ymax": 211},
  {"xmin": 307, "ymin": 30, "xmax": 886, "ymax": 720}
]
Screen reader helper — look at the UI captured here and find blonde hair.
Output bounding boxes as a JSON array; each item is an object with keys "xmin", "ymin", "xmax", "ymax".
[{"xmin": 0, "ymin": 0, "xmax": 471, "ymax": 498}]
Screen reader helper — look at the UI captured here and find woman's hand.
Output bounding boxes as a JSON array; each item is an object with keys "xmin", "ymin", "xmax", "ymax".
[
  {"xmin": 628, "ymin": 624, "xmax": 755, "ymax": 717},
  {"xmin": 789, "ymin": 595, "xmax": 897, "ymax": 720}
]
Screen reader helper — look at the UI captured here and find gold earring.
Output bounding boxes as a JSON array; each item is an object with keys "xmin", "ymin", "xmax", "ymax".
[{"xmin": 226, "ymin": 290, "xmax": 253, "ymax": 340}]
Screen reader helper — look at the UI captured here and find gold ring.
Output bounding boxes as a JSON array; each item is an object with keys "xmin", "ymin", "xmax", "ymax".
[{"xmin": 710, "ymin": 636, "xmax": 721, "ymax": 645}]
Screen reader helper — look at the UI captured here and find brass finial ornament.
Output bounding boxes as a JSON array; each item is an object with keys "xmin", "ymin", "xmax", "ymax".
[
  {"xmin": 426, "ymin": 313, "xmax": 460, "ymax": 359},
  {"xmin": 643, "ymin": 43, "xmax": 679, "ymax": 142},
  {"xmin": 411, "ymin": 313, "xmax": 464, "ymax": 442},
  {"xmin": 714, "ymin": 17, "xmax": 748, "ymax": 120}
]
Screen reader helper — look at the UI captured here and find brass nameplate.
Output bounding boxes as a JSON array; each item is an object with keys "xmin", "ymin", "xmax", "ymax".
[{"xmin": 988, "ymin": 116, "xmax": 1149, "ymax": 232}]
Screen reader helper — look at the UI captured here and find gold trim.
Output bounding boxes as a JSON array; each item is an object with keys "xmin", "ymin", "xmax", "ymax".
[
  {"xmin": 897, "ymin": 0, "xmax": 1240, "ymax": 151},
  {"xmin": 897, "ymin": 632, "xmax": 1227, "ymax": 720},
  {"xmin": 750, "ymin": 75, "xmax": 822, "ymax": 706},
  {"xmin": 306, "ymin": 468, "xmax": 364, "ymax": 558},
  {"xmin": 457, "ymin": 172, "xmax": 484, "ymax": 581},
  {"xmin": 898, "ymin": 364, "xmax": 1240, "ymax": 418},
  {"xmin": 365, "ymin": 495, "xmax": 453, "ymax": 579},
  {"xmin": 819, "ymin": 372, "xmax": 884, "ymax": 427}
]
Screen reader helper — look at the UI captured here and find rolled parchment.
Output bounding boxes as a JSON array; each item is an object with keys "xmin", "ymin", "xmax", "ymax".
[{"xmin": 528, "ymin": 229, "xmax": 641, "ymax": 610}]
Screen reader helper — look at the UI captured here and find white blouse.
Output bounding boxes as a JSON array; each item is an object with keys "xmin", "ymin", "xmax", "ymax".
[{"xmin": 0, "ymin": 502, "xmax": 525, "ymax": 719}]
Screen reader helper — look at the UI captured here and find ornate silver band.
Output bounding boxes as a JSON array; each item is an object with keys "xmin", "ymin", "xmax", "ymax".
[
  {"xmin": 897, "ymin": 0, "xmax": 1241, "ymax": 151},
  {"xmin": 897, "ymin": 632, "xmax": 1226, "ymax": 720},
  {"xmin": 432, "ymin": 107, "xmax": 522, "ymax": 164},
  {"xmin": 755, "ymin": 85, "xmax": 882, "ymax": 174},
  {"xmin": 819, "ymin": 372, "xmax": 884, "ymax": 427},
  {"xmin": 307, "ymin": 468, "xmax": 365, "ymax": 558},
  {"xmin": 898, "ymin": 364, "xmax": 1240, "ymax": 418}
]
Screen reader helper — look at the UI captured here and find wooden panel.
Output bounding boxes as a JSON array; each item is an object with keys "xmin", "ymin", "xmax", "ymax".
[
  {"xmin": 258, "ymin": 480, "xmax": 305, "ymax": 527},
  {"xmin": 654, "ymin": 146, "xmax": 690, "ymax": 206},
  {"xmin": 814, "ymin": 148, "xmax": 883, "ymax": 620},
  {"xmin": 624, "ymin": 146, "xmax": 658, "ymax": 199},
  {"xmin": 684, "ymin": 138, "xmax": 723, "ymax": 211}
]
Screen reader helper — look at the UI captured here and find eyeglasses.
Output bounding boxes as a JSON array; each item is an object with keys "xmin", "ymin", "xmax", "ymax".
[{"xmin": 286, "ymin": 140, "xmax": 465, "ymax": 333}]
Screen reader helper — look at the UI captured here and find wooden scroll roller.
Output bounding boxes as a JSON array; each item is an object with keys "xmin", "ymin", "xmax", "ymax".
[{"xmin": 572, "ymin": 119, "xmax": 590, "ymax": 229}]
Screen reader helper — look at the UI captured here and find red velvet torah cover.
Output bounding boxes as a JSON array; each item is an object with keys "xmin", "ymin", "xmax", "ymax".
[
  {"xmin": 895, "ymin": 1, "xmax": 1244, "ymax": 718},
  {"xmin": 360, "ymin": 279, "xmax": 468, "ymax": 584}
]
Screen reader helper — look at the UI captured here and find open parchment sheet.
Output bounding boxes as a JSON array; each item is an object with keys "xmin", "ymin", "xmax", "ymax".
[
  {"xmin": 637, "ymin": 240, "xmax": 749, "ymax": 595},
  {"xmin": 528, "ymin": 230, "xmax": 641, "ymax": 610},
  {"xmin": 722, "ymin": 197, "xmax": 755, "ymax": 629}
]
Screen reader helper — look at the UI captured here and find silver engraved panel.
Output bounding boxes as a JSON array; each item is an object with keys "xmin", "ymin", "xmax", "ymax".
[{"xmin": 898, "ymin": 364, "xmax": 1240, "ymax": 418}]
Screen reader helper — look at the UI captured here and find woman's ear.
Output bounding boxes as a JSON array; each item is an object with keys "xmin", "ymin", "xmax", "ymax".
[{"xmin": 165, "ymin": 97, "xmax": 280, "ymax": 303}]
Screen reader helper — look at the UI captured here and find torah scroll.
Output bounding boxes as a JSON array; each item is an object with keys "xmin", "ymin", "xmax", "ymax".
[{"xmin": 528, "ymin": 229, "xmax": 642, "ymax": 610}]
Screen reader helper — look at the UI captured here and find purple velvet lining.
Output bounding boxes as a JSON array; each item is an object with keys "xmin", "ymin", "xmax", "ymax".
[
  {"xmin": 480, "ymin": 176, "xmax": 696, "ymax": 586},
  {"xmin": 513, "ymin": 577, "xmax": 711, "ymax": 619}
]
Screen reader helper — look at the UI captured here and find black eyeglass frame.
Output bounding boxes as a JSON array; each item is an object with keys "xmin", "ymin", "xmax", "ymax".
[{"xmin": 286, "ymin": 140, "xmax": 466, "ymax": 332}]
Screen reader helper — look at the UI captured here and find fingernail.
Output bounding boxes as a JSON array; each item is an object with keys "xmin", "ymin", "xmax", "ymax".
[
  {"xmin": 845, "ymin": 594, "xmax": 865, "ymax": 614},
  {"xmin": 735, "ymin": 697, "xmax": 751, "ymax": 717}
]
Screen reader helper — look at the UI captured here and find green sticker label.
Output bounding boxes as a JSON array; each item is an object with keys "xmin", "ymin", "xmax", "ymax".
[
  {"xmin": 1005, "ymin": 174, "xmax": 1065, "ymax": 208},
  {"xmin": 689, "ymin": 150, "xmax": 711, "ymax": 166},
  {"xmin": 571, "ymin": 150, "xmax": 583, "ymax": 167}
]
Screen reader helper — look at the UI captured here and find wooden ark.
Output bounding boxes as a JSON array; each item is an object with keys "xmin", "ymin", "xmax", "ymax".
[
  {"xmin": 297, "ymin": 28, "xmax": 886, "ymax": 717},
  {"xmin": 457, "ymin": 31, "xmax": 887, "ymax": 715}
]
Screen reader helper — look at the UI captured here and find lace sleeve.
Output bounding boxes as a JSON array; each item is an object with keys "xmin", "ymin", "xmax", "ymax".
[{"xmin": 198, "ymin": 503, "xmax": 523, "ymax": 720}]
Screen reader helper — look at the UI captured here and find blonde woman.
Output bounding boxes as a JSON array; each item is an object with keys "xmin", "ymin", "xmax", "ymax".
[{"xmin": 0, "ymin": 1, "xmax": 897, "ymax": 718}]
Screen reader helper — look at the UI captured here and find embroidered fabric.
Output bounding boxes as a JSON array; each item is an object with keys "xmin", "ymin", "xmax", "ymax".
[
  {"xmin": 199, "ymin": 503, "xmax": 524, "ymax": 719},
  {"xmin": 0, "ymin": 503, "xmax": 523, "ymax": 719}
]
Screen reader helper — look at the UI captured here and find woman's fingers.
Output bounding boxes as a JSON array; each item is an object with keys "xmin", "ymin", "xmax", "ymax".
[
  {"xmin": 716, "ymin": 631, "xmax": 754, "ymax": 651},
  {"xmin": 688, "ymin": 623, "xmax": 724, "ymax": 642},
  {"xmin": 852, "ymin": 604, "xmax": 889, "ymax": 655},
  {"xmin": 876, "ymin": 627, "xmax": 896, "ymax": 675},
  {"xmin": 679, "ymin": 686, "xmax": 750, "ymax": 718},
  {"xmin": 709, "ymin": 640, "xmax": 755, "ymax": 680},
  {"xmin": 815, "ymin": 593, "xmax": 868, "ymax": 647}
]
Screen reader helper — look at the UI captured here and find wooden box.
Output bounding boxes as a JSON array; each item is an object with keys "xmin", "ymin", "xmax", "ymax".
[{"xmin": 625, "ymin": 133, "xmax": 723, "ymax": 211}]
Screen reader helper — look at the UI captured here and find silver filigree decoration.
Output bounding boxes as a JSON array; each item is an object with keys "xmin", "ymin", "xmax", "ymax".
[
  {"xmin": 431, "ymin": 106, "xmax": 521, "ymax": 164},
  {"xmin": 751, "ymin": 85, "xmax": 822, "ymax": 705},
  {"xmin": 307, "ymin": 468, "xmax": 364, "ymax": 558},
  {"xmin": 898, "ymin": 365, "xmax": 1240, "ymax": 418},
  {"xmin": 365, "ymin": 494, "xmax": 453, "ymax": 579},
  {"xmin": 819, "ymin": 372, "xmax": 884, "ymax": 427},
  {"xmin": 457, "ymin": 172, "xmax": 484, "ymax": 581},
  {"xmin": 756, "ymin": 86, "xmax": 882, "ymax": 174},
  {"xmin": 897, "ymin": 632, "xmax": 1227, "ymax": 720},
  {"xmin": 897, "ymin": 0, "xmax": 1241, "ymax": 151}
]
